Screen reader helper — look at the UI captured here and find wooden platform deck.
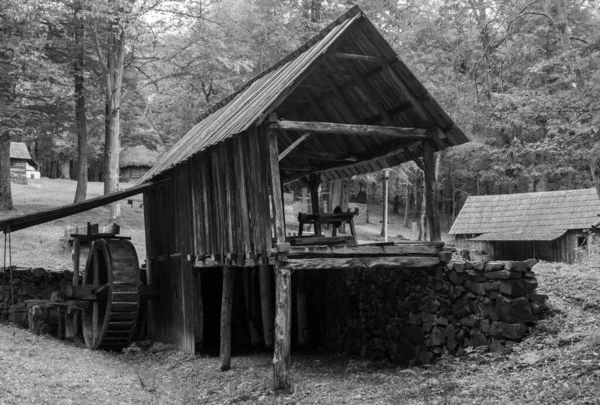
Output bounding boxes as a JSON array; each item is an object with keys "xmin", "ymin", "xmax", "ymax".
[{"xmin": 280, "ymin": 241, "xmax": 451, "ymax": 270}]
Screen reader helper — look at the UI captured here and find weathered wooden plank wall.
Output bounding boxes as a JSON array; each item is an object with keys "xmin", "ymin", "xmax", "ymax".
[{"xmin": 143, "ymin": 125, "xmax": 276, "ymax": 353}]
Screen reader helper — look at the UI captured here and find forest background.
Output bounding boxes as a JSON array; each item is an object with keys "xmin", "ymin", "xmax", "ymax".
[{"xmin": 1, "ymin": 0, "xmax": 599, "ymax": 226}]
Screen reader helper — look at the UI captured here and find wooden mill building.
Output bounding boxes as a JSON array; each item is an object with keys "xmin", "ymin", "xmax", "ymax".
[
  {"xmin": 0, "ymin": 6, "xmax": 468, "ymax": 389},
  {"xmin": 449, "ymin": 188, "xmax": 600, "ymax": 263}
]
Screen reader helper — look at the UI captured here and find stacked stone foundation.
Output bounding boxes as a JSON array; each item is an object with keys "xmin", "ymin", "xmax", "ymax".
[
  {"xmin": 318, "ymin": 259, "xmax": 548, "ymax": 365},
  {"xmin": 0, "ymin": 267, "xmax": 74, "ymax": 327}
]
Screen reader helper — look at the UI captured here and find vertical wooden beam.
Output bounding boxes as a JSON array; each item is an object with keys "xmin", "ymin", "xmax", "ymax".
[
  {"xmin": 296, "ymin": 271, "xmax": 308, "ymax": 347},
  {"xmin": 268, "ymin": 129, "xmax": 286, "ymax": 243},
  {"xmin": 72, "ymin": 238, "xmax": 80, "ymax": 287},
  {"xmin": 309, "ymin": 174, "xmax": 321, "ymax": 236},
  {"xmin": 273, "ymin": 261, "xmax": 292, "ymax": 391},
  {"xmin": 381, "ymin": 169, "xmax": 389, "ymax": 241},
  {"xmin": 220, "ymin": 266, "xmax": 234, "ymax": 371},
  {"xmin": 258, "ymin": 264, "xmax": 274, "ymax": 348},
  {"xmin": 268, "ymin": 127, "xmax": 292, "ymax": 391},
  {"xmin": 423, "ymin": 140, "xmax": 441, "ymax": 241}
]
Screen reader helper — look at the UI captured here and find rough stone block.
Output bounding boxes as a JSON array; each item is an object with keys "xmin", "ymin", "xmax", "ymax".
[
  {"xmin": 490, "ymin": 337, "xmax": 504, "ymax": 353},
  {"xmin": 459, "ymin": 314, "xmax": 476, "ymax": 327},
  {"xmin": 485, "ymin": 261, "xmax": 505, "ymax": 271},
  {"xmin": 470, "ymin": 329, "xmax": 488, "ymax": 347},
  {"xmin": 487, "ymin": 290, "xmax": 499, "ymax": 300},
  {"xmin": 466, "ymin": 281, "xmax": 486, "ymax": 295},
  {"xmin": 423, "ymin": 298, "xmax": 440, "ymax": 313},
  {"xmin": 524, "ymin": 271, "xmax": 536, "ymax": 279},
  {"xmin": 484, "ymin": 281, "xmax": 500, "ymax": 291},
  {"xmin": 405, "ymin": 294, "xmax": 420, "ymax": 312},
  {"xmin": 409, "ymin": 311, "xmax": 421, "ymax": 325},
  {"xmin": 471, "ymin": 261, "xmax": 486, "ymax": 271},
  {"xmin": 451, "ymin": 262, "xmax": 466, "ymax": 272},
  {"xmin": 452, "ymin": 297, "xmax": 471, "ymax": 318},
  {"xmin": 446, "ymin": 324, "xmax": 457, "ymax": 351},
  {"xmin": 428, "ymin": 326, "xmax": 446, "ymax": 346},
  {"xmin": 490, "ymin": 322, "xmax": 528, "ymax": 340},
  {"xmin": 499, "ymin": 279, "xmax": 538, "ymax": 296},
  {"xmin": 448, "ymin": 271, "xmax": 464, "ymax": 284},
  {"xmin": 480, "ymin": 319, "xmax": 491, "ymax": 333},
  {"xmin": 486, "ymin": 270, "xmax": 511, "ymax": 280},
  {"xmin": 496, "ymin": 296, "xmax": 534, "ymax": 323},
  {"xmin": 418, "ymin": 350, "xmax": 434, "ymax": 365},
  {"xmin": 512, "ymin": 261, "xmax": 529, "ymax": 272},
  {"xmin": 529, "ymin": 293, "xmax": 549, "ymax": 302},
  {"xmin": 531, "ymin": 301, "xmax": 549, "ymax": 315},
  {"xmin": 436, "ymin": 316, "xmax": 449, "ymax": 326}
]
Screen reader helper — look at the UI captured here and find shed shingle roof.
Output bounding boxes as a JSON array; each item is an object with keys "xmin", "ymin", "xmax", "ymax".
[
  {"xmin": 138, "ymin": 6, "xmax": 468, "ymax": 186},
  {"xmin": 449, "ymin": 188, "xmax": 600, "ymax": 235},
  {"xmin": 10, "ymin": 142, "xmax": 32, "ymax": 160}
]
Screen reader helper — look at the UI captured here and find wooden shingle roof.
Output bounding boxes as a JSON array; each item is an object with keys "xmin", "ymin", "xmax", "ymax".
[
  {"xmin": 449, "ymin": 188, "xmax": 600, "ymax": 236},
  {"xmin": 138, "ymin": 6, "xmax": 468, "ymax": 187},
  {"xmin": 10, "ymin": 142, "xmax": 32, "ymax": 160}
]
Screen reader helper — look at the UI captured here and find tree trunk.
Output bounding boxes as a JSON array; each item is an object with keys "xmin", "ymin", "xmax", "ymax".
[
  {"xmin": 73, "ymin": 1, "xmax": 88, "ymax": 203},
  {"xmin": 592, "ymin": 135, "xmax": 600, "ymax": 201},
  {"xmin": 101, "ymin": 27, "xmax": 126, "ymax": 224},
  {"xmin": 0, "ymin": 132, "xmax": 13, "ymax": 210}
]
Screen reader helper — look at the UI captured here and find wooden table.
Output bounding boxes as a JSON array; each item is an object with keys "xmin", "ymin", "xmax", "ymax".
[{"xmin": 296, "ymin": 210, "xmax": 358, "ymax": 245}]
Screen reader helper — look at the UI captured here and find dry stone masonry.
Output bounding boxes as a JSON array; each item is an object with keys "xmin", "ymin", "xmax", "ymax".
[
  {"xmin": 0, "ymin": 267, "xmax": 74, "ymax": 326},
  {"xmin": 319, "ymin": 259, "xmax": 548, "ymax": 365}
]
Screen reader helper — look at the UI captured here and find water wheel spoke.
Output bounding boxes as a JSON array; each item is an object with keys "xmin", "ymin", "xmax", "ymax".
[
  {"xmin": 94, "ymin": 283, "xmax": 110, "ymax": 298},
  {"xmin": 92, "ymin": 301, "xmax": 98, "ymax": 345}
]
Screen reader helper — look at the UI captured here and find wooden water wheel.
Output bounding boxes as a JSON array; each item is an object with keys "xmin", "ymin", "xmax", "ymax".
[{"xmin": 81, "ymin": 239, "xmax": 141, "ymax": 350}]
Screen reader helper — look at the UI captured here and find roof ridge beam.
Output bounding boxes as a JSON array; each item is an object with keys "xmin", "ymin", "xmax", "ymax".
[
  {"xmin": 270, "ymin": 119, "xmax": 431, "ymax": 138},
  {"xmin": 332, "ymin": 52, "xmax": 386, "ymax": 63}
]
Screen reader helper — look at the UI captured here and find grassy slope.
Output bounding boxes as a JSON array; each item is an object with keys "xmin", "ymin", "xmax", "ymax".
[
  {"xmin": 1, "ymin": 262, "xmax": 599, "ymax": 404},
  {"xmin": 0, "ymin": 178, "xmax": 145, "ymax": 270}
]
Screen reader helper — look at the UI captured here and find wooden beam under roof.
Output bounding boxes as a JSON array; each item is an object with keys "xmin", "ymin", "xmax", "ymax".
[
  {"xmin": 270, "ymin": 119, "xmax": 431, "ymax": 138},
  {"xmin": 278, "ymin": 132, "xmax": 311, "ymax": 161},
  {"xmin": 331, "ymin": 52, "xmax": 386, "ymax": 63},
  {"xmin": 282, "ymin": 139, "xmax": 423, "ymax": 184}
]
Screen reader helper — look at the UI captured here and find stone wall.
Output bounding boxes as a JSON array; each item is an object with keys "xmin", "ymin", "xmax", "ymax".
[
  {"xmin": 0, "ymin": 267, "xmax": 73, "ymax": 325},
  {"xmin": 319, "ymin": 259, "xmax": 548, "ymax": 365}
]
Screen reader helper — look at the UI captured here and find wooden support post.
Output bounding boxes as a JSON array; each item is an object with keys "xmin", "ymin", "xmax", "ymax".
[
  {"xmin": 273, "ymin": 260, "xmax": 292, "ymax": 391},
  {"xmin": 194, "ymin": 273, "xmax": 204, "ymax": 351},
  {"xmin": 268, "ymin": 129, "xmax": 286, "ymax": 242},
  {"xmin": 381, "ymin": 169, "xmax": 390, "ymax": 241},
  {"xmin": 258, "ymin": 264, "xmax": 274, "ymax": 348},
  {"xmin": 423, "ymin": 140, "xmax": 441, "ymax": 241},
  {"xmin": 296, "ymin": 271, "xmax": 308, "ymax": 347},
  {"xmin": 243, "ymin": 268, "xmax": 262, "ymax": 348},
  {"xmin": 72, "ymin": 237, "xmax": 80, "ymax": 287},
  {"xmin": 57, "ymin": 307, "xmax": 65, "ymax": 340},
  {"xmin": 65, "ymin": 306, "xmax": 77, "ymax": 341},
  {"xmin": 220, "ymin": 266, "xmax": 234, "ymax": 371},
  {"xmin": 309, "ymin": 174, "xmax": 321, "ymax": 236}
]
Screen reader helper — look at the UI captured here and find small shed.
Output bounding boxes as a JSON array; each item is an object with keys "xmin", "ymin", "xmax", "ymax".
[
  {"xmin": 119, "ymin": 145, "xmax": 161, "ymax": 181},
  {"xmin": 449, "ymin": 188, "xmax": 600, "ymax": 263},
  {"xmin": 10, "ymin": 142, "xmax": 41, "ymax": 179}
]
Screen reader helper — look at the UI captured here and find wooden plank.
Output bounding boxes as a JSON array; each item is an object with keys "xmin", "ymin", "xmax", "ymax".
[
  {"xmin": 258, "ymin": 264, "xmax": 274, "ymax": 348},
  {"xmin": 233, "ymin": 135, "xmax": 252, "ymax": 257},
  {"xmin": 272, "ymin": 261, "xmax": 291, "ymax": 391},
  {"xmin": 288, "ymin": 236, "xmax": 354, "ymax": 246},
  {"xmin": 278, "ymin": 132, "xmax": 311, "ymax": 161},
  {"xmin": 331, "ymin": 52, "xmax": 385, "ymax": 63},
  {"xmin": 0, "ymin": 178, "xmax": 169, "ymax": 233},
  {"xmin": 268, "ymin": 129, "xmax": 286, "ymax": 243},
  {"xmin": 287, "ymin": 244, "xmax": 442, "ymax": 258},
  {"xmin": 281, "ymin": 256, "xmax": 441, "ymax": 270},
  {"xmin": 220, "ymin": 266, "xmax": 234, "ymax": 371},
  {"xmin": 296, "ymin": 271, "xmax": 308, "ymax": 347},
  {"xmin": 271, "ymin": 119, "xmax": 429, "ymax": 138}
]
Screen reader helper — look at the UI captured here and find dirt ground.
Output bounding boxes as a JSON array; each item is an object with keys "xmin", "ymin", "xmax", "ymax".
[{"xmin": 2, "ymin": 262, "xmax": 600, "ymax": 404}]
